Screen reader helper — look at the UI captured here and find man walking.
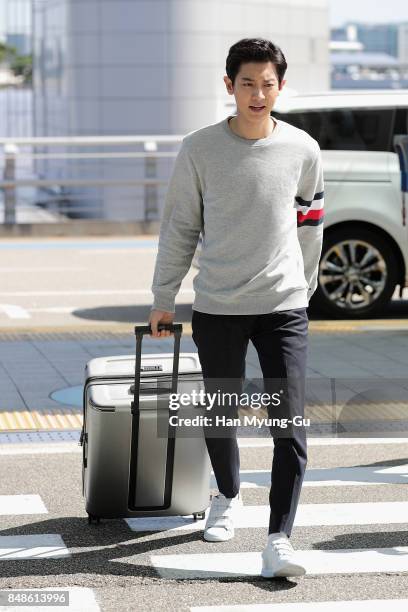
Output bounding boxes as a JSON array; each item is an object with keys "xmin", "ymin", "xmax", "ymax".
[{"xmin": 148, "ymin": 38, "xmax": 324, "ymax": 578}]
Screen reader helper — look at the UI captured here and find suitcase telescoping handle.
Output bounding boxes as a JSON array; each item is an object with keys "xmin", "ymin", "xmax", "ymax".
[{"xmin": 132, "ymin": 323, "xmax": 183, "ymax": 413}]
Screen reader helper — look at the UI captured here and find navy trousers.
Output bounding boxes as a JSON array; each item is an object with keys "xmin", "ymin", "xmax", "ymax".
[{"xmin": 191, "ymin": 307, "xmax": 309, "ymax": 537}]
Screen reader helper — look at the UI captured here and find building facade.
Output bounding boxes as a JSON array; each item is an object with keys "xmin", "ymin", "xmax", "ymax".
[
  {"xmin": 32, "ymin": 0, "xmax": 330, "ymax": 220},
  {"xmin": 330, "ymin": 21, "xmax": 408, "ymax": 89}
]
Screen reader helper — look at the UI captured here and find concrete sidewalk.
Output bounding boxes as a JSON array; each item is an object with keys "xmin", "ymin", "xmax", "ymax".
[{"xmin": 0, "ymin": 328, "xmax": 408, "ymax": 433}]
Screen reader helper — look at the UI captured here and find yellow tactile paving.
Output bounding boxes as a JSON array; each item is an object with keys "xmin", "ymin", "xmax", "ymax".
[
  {"xmin": 240, "ymin": 401, "xmax": 408, "ymax": 422},
  {"xmin": 2, "ymin": 400, "xmax": 408, "ymax": 432},
  {"xmin": 0, "ymin": 323, "xmax": 193, "ymax": 336},
  {"xmin": 309, "ymin": 319, "xmax": 408, "ymax": 333},
  {"xmin": 0, "ymin": 409, "xmax": 82, "ymax": 432},
  {"xmin": 3, "ymin": 319, "xmax": 408, "ymax": 336},
  {"xmin": 305, "ymin": 402, "xmax": 408, "ymax": 422}
]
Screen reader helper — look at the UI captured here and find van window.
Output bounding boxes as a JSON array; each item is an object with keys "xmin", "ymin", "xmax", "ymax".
[
  {"xmin": 272, "ymin": 108, "xmax": 395, "ymax": 152},
  {"xmin": 391, "ymin": 108, "xmax": 408, "ymax": 150}
]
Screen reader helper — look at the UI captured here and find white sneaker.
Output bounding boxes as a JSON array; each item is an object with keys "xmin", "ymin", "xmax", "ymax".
[
  {"xmin": 203, "ymin": 492, "xmax": 243, "ymax": 542},
  {"xmin": 261, "ymin": 531, "xmax": 306, "ymax": 578}
]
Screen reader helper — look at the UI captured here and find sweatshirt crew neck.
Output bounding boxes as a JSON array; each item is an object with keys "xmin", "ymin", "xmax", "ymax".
[
  {"xmin": 222, "ymin": 115, "xmax": 282, "ymax": 147},
  {"xmin": 151, "ymin": 115, "xmax": 325, "ymax": 315}
]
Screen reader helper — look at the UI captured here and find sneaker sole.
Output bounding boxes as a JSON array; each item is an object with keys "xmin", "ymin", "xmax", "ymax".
[
  {"xmin": 203, "ymin": 530, "xmax": 234, "ymax": 542},
  {"xmin": 261, "ymin": 563, "xmax": 306, "ymax": 578}
]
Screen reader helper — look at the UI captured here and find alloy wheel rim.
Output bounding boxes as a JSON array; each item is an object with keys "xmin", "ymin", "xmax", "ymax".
[{"xmin": 319, "ymin": 239, "xmax": 387, "ymax": 310}]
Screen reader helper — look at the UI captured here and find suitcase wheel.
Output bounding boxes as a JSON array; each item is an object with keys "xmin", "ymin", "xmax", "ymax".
[
  {"xmin": 87, "ymin": 513, "xmax": 101, "ymax": 525},
  {"xmin": 193, "ymin": 511, "xmax": 206, "ymax": 521}
]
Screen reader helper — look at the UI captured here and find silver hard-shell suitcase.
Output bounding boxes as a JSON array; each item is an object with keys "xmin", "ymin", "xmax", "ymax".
[{"xmin": 80, "ymin": 323, "xmax": 211, "ymax": 524}]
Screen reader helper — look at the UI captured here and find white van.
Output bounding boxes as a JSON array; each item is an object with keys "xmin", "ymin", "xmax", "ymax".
[{"xmin": 192, "ymin": 90, "xmax": 408, "ymax": 318}]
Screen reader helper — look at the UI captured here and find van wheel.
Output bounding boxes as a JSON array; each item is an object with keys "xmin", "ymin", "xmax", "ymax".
[{"xmin": 312, "ymin": 227, "xmax": 399, "ymax": 319}]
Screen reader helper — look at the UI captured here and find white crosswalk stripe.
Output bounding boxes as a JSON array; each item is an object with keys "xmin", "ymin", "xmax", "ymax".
[
  {"xmin": 237, "ymin": 437, "xmax": 408, "ymax": 447},
  {"xmin": 0, "ymin": 494, "xmax": 47, "ymax": 515},
  {"xmin": 145, "ymin": 444, "xmax": 408, "ymax": 609},
  {"xmin": 211, "ymin": 464, "xmax": 408, "ymax": 489},
  {"xmin": 127, "ymin": 500, "xmax": 408, "ymax": 531},
  {"xmin": 152, "ymin": 546, "xmax": 408, "ymax": 579},
  {"xmin": 0, "ymin": 534, "xmax": 70, "ymax": 559},
  {"xmin": 0, "ymin": 443, "xmax": 82, "ymax": 456},
  {"xmin": 190, "ymin": 600, "xmax": 408, "ymax": 612},
  {"xmin": 0, "ymin": 304, "xmax": 31, "ymax": 319}
]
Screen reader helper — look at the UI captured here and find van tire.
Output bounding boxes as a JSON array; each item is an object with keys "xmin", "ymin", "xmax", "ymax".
[{"xmin": 311, "ymin": 227, "xmax": 399, "ymax": 319}]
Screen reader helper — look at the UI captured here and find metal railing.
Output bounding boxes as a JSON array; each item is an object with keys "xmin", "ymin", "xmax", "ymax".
[{"xmin": 0, "ymin": 135, "xmax": 185, "ymax": 226}]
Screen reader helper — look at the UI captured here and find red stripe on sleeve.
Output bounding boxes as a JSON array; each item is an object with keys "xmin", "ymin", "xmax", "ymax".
[{"xmin": 297, "ymin": 208, "xmax": 325, "ymax": 223}]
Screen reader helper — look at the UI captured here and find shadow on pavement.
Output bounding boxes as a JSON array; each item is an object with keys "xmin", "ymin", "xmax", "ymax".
[
  {"xmin": 308, "ymin": 298, "xmax": 408, "ymax": 320},
  {"xmin": 72, "ymin": 299, "xmax": 408, "ymax": 324},
  {"xmin": 315, "ymin": 530, "xmax": 408, "ymax": 551},
  {"xmin": 72, "ymin": 304, "xmax": 194, "ymax": 324},
  {"xmin": 0, "ymin": 517, "xmax": 298, "ymax": 589}
]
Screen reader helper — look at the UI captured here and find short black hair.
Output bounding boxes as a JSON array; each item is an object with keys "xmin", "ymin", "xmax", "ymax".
[{"xmin": 225, "ymin": 38, "xmax": 287, "ymax": 87}]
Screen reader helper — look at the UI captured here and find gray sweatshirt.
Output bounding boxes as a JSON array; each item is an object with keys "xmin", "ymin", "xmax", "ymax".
[{"xmin": 151, "ymin": 115, "xmax": 325, "ymax": 315}]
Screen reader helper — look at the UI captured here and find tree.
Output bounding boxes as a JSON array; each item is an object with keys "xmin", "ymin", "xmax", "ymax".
[
  {"xmin": 11, "ymin": 53, "xmax": 32, "ymax": 83},
  {"xmin": 0, "ymin": 41, "xmax": 17, "ymax": 64},
  {"xmin": 0, "ymin": 42, "xmax": 32, "ymax": 85}
]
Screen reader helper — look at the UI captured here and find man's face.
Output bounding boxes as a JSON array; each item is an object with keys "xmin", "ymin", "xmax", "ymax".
[{"xmin": 224, "ymin": 61, "xmax": 286, "ymax": 121}]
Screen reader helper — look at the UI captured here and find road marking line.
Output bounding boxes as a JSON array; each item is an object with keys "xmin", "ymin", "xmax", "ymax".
[
  {"xmin": 0, "ymin": 304, "xmax": 31, "ymax": 319},
  {"xmin": 29, "ymin": 307, "xmax": 78, "ymax": 313},
  {"xmin": 0, "ymin": 442, "xmax": 404, "ymax": 460},
  {"xmin": 190, "ymin": 601, "xmax": 408, "ymax": 612},
  {"xmin": 0, "ymin": 444, "xmax": 81, "ymax": 455},
  {"xmin": 0, "ymin": 495, "xmax": 47, "ymax": 515},
  {"xmin": 152, "ymin": 547, "xmax": 408, "ymax": 580},
  {"xmin": 0, "ymin": 535, "xmax": 70, "ymax": 559},
  {"xmin": 0, "ymin": 438, "xmax": 405, "ymax": 475},
  {"xmin": 0, "ymin": 324, "xmax": 141, "ymax": 334},
  {"xmin": 79, "ymin": 248, "xmax": 157, "ymax": 254},
  {"xmin": 238, "ymin": 437, "xmax": 408, "ymax": 447},
  {"xmin": 126, "ymin": 501, "xmax": 408, "ymax": 532},
  {"xmin": 0, "ymin": 289, "xmax": 194, "ymax": 296},
  {"xmin": 211, "ymin": 465, "xmax": 408, "ymax": 489},
  {"xmin": 0, "ymin": 240, "xmax": 157, "ymax": 250},
  {"xmin": 0, "ymin": 267, "xmax": 88, "ymax": 272}
]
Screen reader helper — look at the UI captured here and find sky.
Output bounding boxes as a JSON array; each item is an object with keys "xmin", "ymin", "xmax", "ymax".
[
  {"xmin": 2, "ymin": 0, "xmax": 408, "ymax": 37},
  {"xmin": 330, "ymin": 0, "xmax": 408, "ymax": 26},
  {"xmin": 0, "ymin": 0, "xmax": 31, "ymax": 40}
]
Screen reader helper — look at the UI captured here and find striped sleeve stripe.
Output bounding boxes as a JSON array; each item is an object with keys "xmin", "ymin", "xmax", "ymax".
[
  {"xmin": 295, "ymin": 190, "xmax": 324, "ymax": 210},
  {"xmin": 297, "ymin": 208, "xmax": 325, "ymax": 227}
]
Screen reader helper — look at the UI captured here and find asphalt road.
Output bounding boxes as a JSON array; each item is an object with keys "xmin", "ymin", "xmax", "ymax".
[
  {"xmin": 1, "ymin": 437, "xmax": 408, "ymax": 611},
  {"xmin": 0, "ymin": 236, "xmax": 176, "ymax": 331},
  {"xmin": 0, "ymin": 236, "xmax": 408, "ymax": 611},
  {"xmin": 1, "ymin": 235, "xmax": 408, "ymax": 333}
]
